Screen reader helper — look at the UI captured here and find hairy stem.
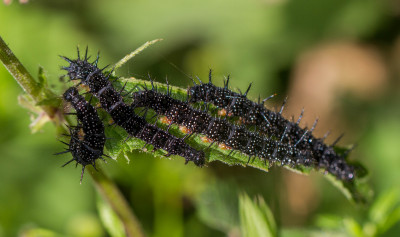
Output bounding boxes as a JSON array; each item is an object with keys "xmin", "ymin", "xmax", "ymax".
[{"xmin": 0, "ymin": 36, "xmax": 58, "ymax": 117}]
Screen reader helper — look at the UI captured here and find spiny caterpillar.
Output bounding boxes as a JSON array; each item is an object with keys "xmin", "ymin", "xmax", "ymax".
[
  {"xmin": 60, "ymin": 48, "xmax": 205, "ymax": 167},
  {"xmin": 132, "ymin": 82, "xmax": 315, "ymax": 170},
  {"xmin": 56, "ymin": 87, "xmax": 107, "ymax": 183},
  {"xmin": 188, "ymin": 71, "xmax": 355, "ymax": 180},
  {"xmin": 59, "ymin": 47, "xmax": 356, "ymax": 181}
]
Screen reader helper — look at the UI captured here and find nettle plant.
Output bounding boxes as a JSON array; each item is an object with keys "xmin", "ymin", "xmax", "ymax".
[{"xmin": 1, "ymin": 37, "xmax": 382, "ymax": 237}]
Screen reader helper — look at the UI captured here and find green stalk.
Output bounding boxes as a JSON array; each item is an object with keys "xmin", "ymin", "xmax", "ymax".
[
  {"xmin": 0, "ymin": 35, "xmax": 145, "ymax": 237},
  {"xmin": 0, "ymin": 36, "xmax": 57, "ymax": 117},
  {"xmin": 88, "ymin": 166, "xmax": 146, "ymax": 237}
]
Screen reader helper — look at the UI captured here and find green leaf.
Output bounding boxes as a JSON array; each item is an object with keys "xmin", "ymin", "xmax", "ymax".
[
  {"xmin": 239, "ymin": 193, "xmax": 277, "ymax": 237},
  {"xmin": 33, "ymin": 65, "xmax": 62, "ymax": 111},
  {"xmin": 37, "ymin": 66, "xmax": 47, "ymax": 87},
  {"xmin": 97, "ymin": 195, "xmax": 127, "ymax": 237}
]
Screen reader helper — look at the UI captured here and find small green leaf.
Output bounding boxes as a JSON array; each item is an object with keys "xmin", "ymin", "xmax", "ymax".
[
  {"xmin": 37, "ymin": 66, "xmax": 47, "ymax": 87},
  {"xmin": 239, "ymin": 193, "xmax": 277, "ymax": 237},
  {"xmin": 34, "ymin": 65, "xmax": 62, "ymax": 109}
]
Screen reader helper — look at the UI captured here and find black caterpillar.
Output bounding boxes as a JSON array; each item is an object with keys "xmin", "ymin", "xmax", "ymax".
[
  {"xmin": 188, "ymin": 71, "xmax": 355, "ymax": 180},
  {"xmin": 132, "ymin": 82, "xmax": 316, "ymax": 169},
  {"xmin": 61, "ymin": 48, "xmax": 205, "ymax": 166},
  {"xmin": 56, "ymin": 87, "xmax": 107, "ymax": 183}
]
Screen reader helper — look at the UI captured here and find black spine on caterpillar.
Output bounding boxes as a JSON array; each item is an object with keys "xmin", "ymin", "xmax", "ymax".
[
  {"xmin": 132, "ymin": 82, "xmax": 316, "ymax": 170},
  {"xmin": 188, "ymin": 71, "xmax": 355, "ymax": 180},
  {"xmin": 56, "ymin": 87, "xmax": 107, "ymax": 183},
  {"xmin": 60, "ymin": 48, "xmax": 205, "ymax": 166}
]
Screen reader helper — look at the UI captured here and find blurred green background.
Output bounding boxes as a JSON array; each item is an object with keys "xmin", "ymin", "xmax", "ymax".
[{"xmin": 1, "ymin": 0, "xmax": 400, "ymax": 236}]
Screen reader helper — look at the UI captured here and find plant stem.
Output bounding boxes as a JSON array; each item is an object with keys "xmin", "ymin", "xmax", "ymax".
[
  {"xmin": 0, "ymin": 36, "xmax": 40, "ymax": 97},
  {"xmin": 0, "ymin": 36, "xmax": 58, "ymax": 117},
  {"xmin": 0, "ymin": 35, "xmax": 145, "ymax": 236},
  {"xmin": 88, "ymin": 166, "xmax": 146, "ymax": 237}
]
